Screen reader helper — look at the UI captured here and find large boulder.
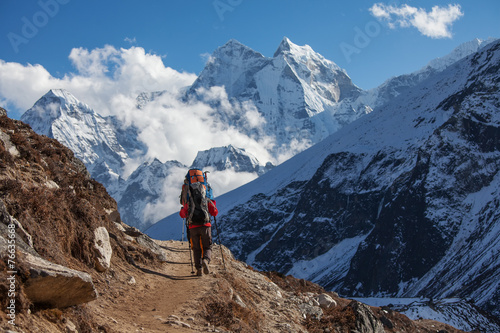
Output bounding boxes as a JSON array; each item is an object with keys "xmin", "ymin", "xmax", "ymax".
[
  {"xmin": 316, "ymin": 293, "xmax": 337, "ymax": 309},
  {"xmin": 21, "ymin": 252, "xmax": 98, "ymax": 308},
  {"xmin": 93, "ymin": 226, "xmax": 112, "ymax": 272},
  {"xmin": 348, "ymin": 301, "xmax": 385, "ymax": 333}
]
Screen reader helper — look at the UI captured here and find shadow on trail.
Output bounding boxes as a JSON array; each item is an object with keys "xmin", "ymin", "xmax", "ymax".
[
  {"xmin": 133, "ymin": 263, "xmax": 199, "ymax": 281},
  {"xmin": 163, "ymin": 260, "xmax": 192, "ymax": 265},
  {"xmin": 159, "ymin": 244, "xmax": 191, "ymax": 253}
]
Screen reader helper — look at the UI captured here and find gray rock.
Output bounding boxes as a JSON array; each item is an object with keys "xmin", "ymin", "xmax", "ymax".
[
  {"xmin": 298, "ymin": 303, "xmax": 323, "ymax": 320},
  {"xmin": 316, "ymin": 293, "xmax": 337, "ymax": 309},
  {"xmin": 136, "ymin": 234, "xmax": 168, "ymax": 262},
  {"xmin": 348, "ymin": 301, "xmax": 385, "ymax": 333},
  {"xmin": 22, "ymin": 252, "xmax": 97, "ymax": 308}
]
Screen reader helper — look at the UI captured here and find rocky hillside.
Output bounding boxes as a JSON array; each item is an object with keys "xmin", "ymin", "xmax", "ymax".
[{"xmin": 0, "ymin": 108, "xmax": 466, "ymax": 332}]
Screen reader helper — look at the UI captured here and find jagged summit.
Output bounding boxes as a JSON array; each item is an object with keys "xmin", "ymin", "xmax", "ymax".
[
  {"xmin": 273, "ymin": 36, "xmax": 295, "ymax": 56},
  {"xmin": 189, "ymin": 37, "xmax": 367, "ymax": 156},
  {"xmin": 274, "ymin": 36, "xmax": 343, "ymax": 72},
  {"xmin": 21, "ymin": 89, "xmax": 94, "ymax": 136},
  {"xmin": 211, "ymin": 38, "xmax": 265, "ymax": 63},
  {"xmin": 46, "ymin": 88, "xmax": 83, "ymax": 106},
  {"xmin": 190, "ymin": 144, "xmax": 274, "ymax": 175},
  {"xmin": 221, "ymin": 38, "xmax": 252, "ymax": 49}
]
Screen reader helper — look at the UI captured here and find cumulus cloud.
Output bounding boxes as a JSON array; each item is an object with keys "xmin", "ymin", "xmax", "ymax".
[
  {"xmin": 0, "ymin": 45, "xmax": 197, "ymax": 118},
  {"xmin": 369, "ymin": 3, "xmax": 464, "ymax": 38},
  {"xmin": 128, "ymin": 88, "xmax": 274, "ymax": 167},
  {"xmin": 0, "ymin": 44, "xmax": 279, "ymax": 165}
]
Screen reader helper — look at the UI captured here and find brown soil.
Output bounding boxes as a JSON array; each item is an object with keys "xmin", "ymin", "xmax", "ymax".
[
  {"xmin": 1, "ymin": 239, "xmax": 223, "ymax": 333},
  {"xmin": 84, "ymin": 240, "xmax": 217, "ymax": 333}
]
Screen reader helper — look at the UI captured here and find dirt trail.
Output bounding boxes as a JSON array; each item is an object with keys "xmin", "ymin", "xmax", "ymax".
[{"xmin": 85, "ymin": 240, "xmax": 220, "ymax": 333}]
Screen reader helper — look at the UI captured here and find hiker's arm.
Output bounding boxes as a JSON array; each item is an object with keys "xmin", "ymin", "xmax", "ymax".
[
  {"xmin": 208, "ymin": 200, "xmax": 218, "ymax": 216},
  {"xmin": 179, "ymin": 204, "xmax": 188, "ymax": 218}
]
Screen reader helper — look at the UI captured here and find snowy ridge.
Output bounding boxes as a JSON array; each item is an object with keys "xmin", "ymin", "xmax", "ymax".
[
  {"xmin": 361, "ymin": 37, "xmax": 498, "ymax": 110},
  {"xmin": 356, "ymin": 298, "xmax": 500, "ymax": 332},
  {"xmin": 423, "ymin": 37, "xmax": 498, "ymax": 72}
]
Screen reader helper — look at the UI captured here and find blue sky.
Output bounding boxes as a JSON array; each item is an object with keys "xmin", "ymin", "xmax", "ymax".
[{"xmin": 0, "ymin": 0, "xmax": 499, "ymax": 119}]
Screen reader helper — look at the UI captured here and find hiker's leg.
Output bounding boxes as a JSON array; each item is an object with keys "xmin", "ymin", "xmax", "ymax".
[
  {"xmin": 201, "ymin": 226, "xmax": 213, "ymax": 263},
  {"xmin": 200, "ymin": 226, "xmax": 212, "ymax": 274},
  {"xmin": 190, "ymin": 228, "xmax": 202, "ymax": 270}
]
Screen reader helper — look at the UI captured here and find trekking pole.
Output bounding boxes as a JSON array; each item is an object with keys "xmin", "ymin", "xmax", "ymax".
[
  {"xmin": 182, "ymin": 216, "xmax": 185, "ymax": 242},
  {"xmin": 213, "ymin": 216, "xmax": 227, "ymax": 270},
  {"xmin": 185, "ymin": 219, "xmax": 195, "ymax": 274}
]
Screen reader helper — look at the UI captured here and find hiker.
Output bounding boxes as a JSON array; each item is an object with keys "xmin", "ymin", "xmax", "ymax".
[{"xmin": 179, "ymin": 169, "xmax": 218, "ymax": 276}]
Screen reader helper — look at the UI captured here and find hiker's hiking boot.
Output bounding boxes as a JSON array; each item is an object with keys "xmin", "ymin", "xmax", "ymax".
[
  {"xmin": 196, "ymin": 269, "xmax": 202, "ymax": 276},
  {"xmin": 202, "ymin": 259, "xmax": 210, "ymax": 275}
]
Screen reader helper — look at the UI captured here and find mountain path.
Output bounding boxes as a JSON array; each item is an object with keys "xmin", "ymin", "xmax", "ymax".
[{"xmin": 85, "ymin": 240, "xmax": 218, "ymax": 333}]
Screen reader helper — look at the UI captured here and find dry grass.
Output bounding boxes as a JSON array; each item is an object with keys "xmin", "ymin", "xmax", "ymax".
[
  {"xmin": 201, "ymin": 275, "xmax": 264, "ymax": 332},
  {"xmin": 261, "ymin": 270, "xmax": 326, "ymax": 295}
]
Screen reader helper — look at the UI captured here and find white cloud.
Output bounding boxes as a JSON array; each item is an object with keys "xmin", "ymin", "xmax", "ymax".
[
  {"xmin": 0, "ymin": 44, "xmax": 277, "ymax": 166},
  {"xmin": 124, "ymin": 37, "xmax": 137, "ymax": 44},
  {"xmin": 129, "ymin": 88, "xmax": 274, "ymax": 167},
  {"xmin": 369, "ymin": 3, "xmax": 464, "ymax": 38},
  {"xmin": 0, "ymin": 45, "xmax": 197, "ymax": 118}
]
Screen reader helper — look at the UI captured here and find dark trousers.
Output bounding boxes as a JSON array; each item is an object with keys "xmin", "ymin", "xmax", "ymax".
[{"xmin": 189, "ymin": 226, "xmax": 212, "ymax": 269}]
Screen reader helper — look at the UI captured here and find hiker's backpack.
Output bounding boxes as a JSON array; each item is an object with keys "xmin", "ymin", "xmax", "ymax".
[{"xmin": 182, "ymin": 169, "xmax": 214, "ymax": 225}]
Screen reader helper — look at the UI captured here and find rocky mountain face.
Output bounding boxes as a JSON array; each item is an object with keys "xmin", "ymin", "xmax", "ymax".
[
  {"xmin": 1, "ymin": 107, "xmax": 467, "ymax": 333},
  {"xmin": 149, "ymin": 40, "xmax": 500, "ymax": 331}
]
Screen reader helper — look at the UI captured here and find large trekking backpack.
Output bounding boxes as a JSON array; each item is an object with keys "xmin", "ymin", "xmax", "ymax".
[
  {"xmin": 182, "ymin": 169, "xmax": 214, "ymax": 225},
  {"xmin": 186, "ymin": 169, "xmax": 213, "ymax": 199}
]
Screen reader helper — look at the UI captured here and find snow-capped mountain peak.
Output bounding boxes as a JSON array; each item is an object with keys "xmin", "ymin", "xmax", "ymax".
[
  {"xmin": 21, "ymin": 89, "xmax": 94, "ymax": 136},
  {"xmin": 21, "ymin": 89, "xmax": 129, "ymax": 181},
  {"xmin": 274, "ymin": 36, "xmax": 343, "ymax": 73},
  {"xmin": 273, "ymin": 36, "xmax": 302, "ymax": 56},
  {"xmin": 189, "ymin": 37, "xmax": 367, "ymax": 158},
  {"xmin": 46, "ymin": 88, "xmax": 84, "ymax": 107},
  {"xmin": 191, "ymin": 145, "xmax": 274, "ymax": 175},
  {"xmin": 212, "ymin": 38, "xmax": 266, "ymax": 66}
]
